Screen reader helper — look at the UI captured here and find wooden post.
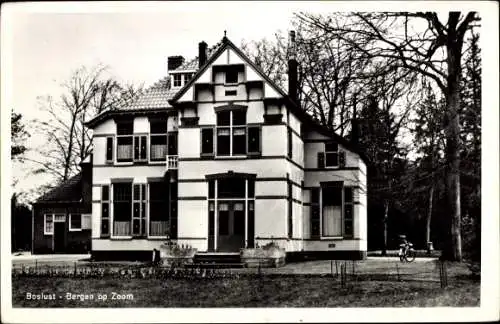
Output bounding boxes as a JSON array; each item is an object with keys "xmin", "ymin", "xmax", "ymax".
[
  {"xmin": 335, "ymin": 260, "xmax": 338, "ymax": 276},
  {"xmin": 35, "ymin": 260, "xmax": 38, "ymax": 273},
  {"xmin": 330, "ymin": 260, "xmax": 333, "ymax": 277}
]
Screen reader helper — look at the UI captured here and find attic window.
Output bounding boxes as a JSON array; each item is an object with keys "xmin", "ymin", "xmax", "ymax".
[
  {"xmin": 173, "ymin": 74, "xmax": 182, "ymax": 87},
  {"xmin": 225, "ymin": 90, "xmax": 237, "ymax": 96},
  {"xmin": 225, "ymin": 71, "xmax": 238, "ymax": 84},
  {"xmin": 184, "ymin": 73, "xmax": 193, "ymax": 84}
]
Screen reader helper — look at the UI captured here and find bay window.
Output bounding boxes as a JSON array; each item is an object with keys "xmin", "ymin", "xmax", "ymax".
[{"xmin": 311, "ymin": 183, "xmax": 355, "ymax": 238}]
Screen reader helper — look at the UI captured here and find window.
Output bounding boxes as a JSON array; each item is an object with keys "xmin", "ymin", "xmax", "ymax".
[
  {"xmin": 106, "ymin": 137, "xmax": 113, "ymax": 162},
  {"xmin": 134, "ymin": 135, "xmax": 147, "ymax": 161},
  {"xmin": 288, "ymin": 128, "xmax": 293, "ymax": 158},
  {"xmin": 132, "ymin": 184, "xmax": 146, "ymax": 236},
  {"xmin": 116, "ymin": 122, "xmax": 133, "ymax": 162},
  {"xmin": 225, "ymin": 90, "xmax": 237, "ymax": 96},
  {"xmin": 322, "ymin": 186, "xmax": 342, "ymax": 237},
  {"xmin": 69, "ymin": 214, "xmax": 82, "ymax": 231},
  {"xmin": 101, "ymin": 185, "xmax": 110, "ymax": 237},
  {"xmin": 113, "ymin": 183, "xmax": 132, "ymax": 236},
  {"xmin": 317, "ymin": 142, "xmax": 340, "ymax": 168},
  {"xmin": 173, "ymin": 74, "xmax": 182, "ymax": 87},
  {"xmin": 216, "ymin": 110, "xmax": 246, "ymax": 156},
  {"xmin": 149, "ymin": 182, "xmax": 169, "ymax": 237},
  {"xmin": 150, "ymin": 121, "xmax": 167, "ymax": 161},
  {"xmin": 325, "ymin": 142, "xmax": 339, "ymax": 167},
  {"xmin": 184, "ymin": 73, "xmax": 193, "ymax": 84},
  {"xmin": 201, "ymin": 128, "xmax": 214, "ymax": 155},
  {"xmin": 225, "ymin": 70, "xmax": 238, "ymax": 84},
  {"xmin": 44, "ymin": 214, "xmax": 53, "ymax": 235}
]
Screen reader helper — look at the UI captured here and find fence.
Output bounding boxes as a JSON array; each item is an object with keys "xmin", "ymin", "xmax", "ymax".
[{"xmin": 12, "ymin": 259, "xmax": 459, "ymax": 288}]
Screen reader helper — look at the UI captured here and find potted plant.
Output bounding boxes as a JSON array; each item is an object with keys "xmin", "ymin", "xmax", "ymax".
[
  {"xmin": 159, "ymin": 237, "xmax": 197, "ymax": 267},
  {"xmin": 240, "ymin": 241, "xmax": 286, "ymax": 268}
]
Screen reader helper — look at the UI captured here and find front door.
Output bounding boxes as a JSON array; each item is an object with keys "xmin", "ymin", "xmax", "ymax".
[
  {"xmin": 217, "ymin": 201, "xmax": 245, "ymax": 252},
  {"xmin": 53, "ymin": 222, "xmax": 66, "ymax": 253}
]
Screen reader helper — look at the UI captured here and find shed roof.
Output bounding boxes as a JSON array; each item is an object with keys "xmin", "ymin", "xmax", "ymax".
[{"xmin": 35, "ymin": 173, "xmax": 83, "ymax": 204}]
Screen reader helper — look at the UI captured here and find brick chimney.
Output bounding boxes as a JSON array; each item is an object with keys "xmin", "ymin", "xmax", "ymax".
[
  {"xmin": 199, "ymin": 41, "xmax": 208, "ymax": 68},
  {"xmin": 288, "ymin": 31, "xmax": 298, "ymax": 105},
  {"xmin": 167, "ymin": 56, "xmax": 185, "ymax": 71}
]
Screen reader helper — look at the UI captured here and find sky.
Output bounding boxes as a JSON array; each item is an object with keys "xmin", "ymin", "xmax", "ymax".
[{"xmin": 2, "ymin": 1, "xmax": 497, "ymax": 203}]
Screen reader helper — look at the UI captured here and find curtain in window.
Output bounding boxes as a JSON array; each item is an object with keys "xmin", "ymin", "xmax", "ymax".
[{"xmin": 322, "ymin": 205, "xmax": 342, "ymax": 236}]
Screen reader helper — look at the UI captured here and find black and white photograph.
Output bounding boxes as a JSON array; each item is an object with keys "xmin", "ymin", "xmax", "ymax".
[{"xmin": 1, "ymin": 1, "xmax": 498, "ymax": 323}]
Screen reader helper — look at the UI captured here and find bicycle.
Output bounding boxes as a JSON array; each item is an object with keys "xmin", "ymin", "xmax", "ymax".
[{"xmin": 399, "ymin": 242, "xmax": 416, "ymax": 262}]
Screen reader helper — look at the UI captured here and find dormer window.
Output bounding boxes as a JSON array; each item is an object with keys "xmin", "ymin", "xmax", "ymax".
[
  {"xmin": 184, "ymin": 73, "xmax": 193, "ymax": 84},
  {"xmin": 225, "ymin": 70, "xmax": 238, "ymax": 84},
  {"xmin": 173, "ymin": 74, "xmax": 182, "ymax": 87}
]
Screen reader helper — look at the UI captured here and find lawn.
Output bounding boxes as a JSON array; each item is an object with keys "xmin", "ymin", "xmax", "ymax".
[{"xmin": 12, "ymin": 275, "xmax": 479, "ymax": 308}]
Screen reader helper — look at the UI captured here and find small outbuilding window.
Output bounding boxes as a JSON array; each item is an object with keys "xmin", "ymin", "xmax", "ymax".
[
  {"xmin": 69, "ymin": 214, "xmax": 82, "ymax": 231},
  {"xmin": 44, "ymin": 214, "xmax": 53, "ymax": 235},
  {"xmin": 173, "ymin": 74, "xmax": 182, "ymax": 87},
  {"xmin": 225, "ymin": 70, "xmax": 238, "ymax": 84}
]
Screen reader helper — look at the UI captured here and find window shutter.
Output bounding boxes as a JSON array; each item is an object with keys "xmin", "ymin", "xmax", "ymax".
[
  {"xmin": 201, "ymin": 128, "xmax": 214, "ymax": 155},
  {"xmin": 106, "ymin": 137, "xmax": 113, "ymax": 162},
  {"xmin": 339, "ymin": 151, "xmax": 346, "ymax": 167},
  {"xmin": 310, "ymin": 188, "xmax": 320, "ymax": 239},
  {"xmin": 344, "ymin": 187, "xmax": 354, "ymax": 238},
  {"xmin": 247, "ymin": 126, "xmax": 261, "ymax": 154},
  {"xmin": 317, "ymin": 152, "xmax": 325, "ymax": 168}
]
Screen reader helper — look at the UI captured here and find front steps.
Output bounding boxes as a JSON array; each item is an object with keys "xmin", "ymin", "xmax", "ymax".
[{"xmin": 191, "ymin": 252, "xmax": 244, "ymax": 269}]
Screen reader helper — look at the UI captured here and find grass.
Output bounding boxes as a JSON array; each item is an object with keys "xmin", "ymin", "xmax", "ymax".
[{"xmin": 12, "ymin": 275, "xmax": 479, "ymax": 308}]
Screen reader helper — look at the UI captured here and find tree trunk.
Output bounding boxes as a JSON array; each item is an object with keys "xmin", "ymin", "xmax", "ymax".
[
  {"xmin": 382, "ymin": 200, "xmax": 389, "ymax": 256},
  {"xmin": 426, "ymin": 184, "xmax": 434, "ymax": 253},
  {"xmin": 442, "ymin": 40, "xmax": 462, "ymax": 261}
]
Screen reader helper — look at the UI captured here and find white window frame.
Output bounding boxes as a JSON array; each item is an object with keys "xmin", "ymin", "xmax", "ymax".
[
  {"xmin": 319, "ymin": 186, "xmax": 351, "ymax": 239},
  {"xmin": 44, "ymin": 214, "xmax": 54, "ymax": 235},
  {"xmin": 324, "ymin": 142, "xmax": 340, "ymax": 168},
  {"xmin": 216, "ymin": 110, "xmax": 246, "ymax": 157},
  {"xmin": 173, "ymin": 73, "xmax": 182, "ymax": 88},
  {"xmin": 69, "ymin": 213, "xmax": 82, "ymax": 232}
]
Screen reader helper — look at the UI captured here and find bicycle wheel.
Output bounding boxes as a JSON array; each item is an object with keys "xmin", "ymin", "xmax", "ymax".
[{"xmin": 404, "ymin": 250, "xmax": 416, "ymax": 262}]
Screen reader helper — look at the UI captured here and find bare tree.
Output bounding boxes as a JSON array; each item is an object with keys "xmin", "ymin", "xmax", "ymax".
[
  {"xmin": 30, "ymin": 65, "xmax": 142, "ymax": 184},
  {"xmin": 297, "ymin": 11, "xmax": 480, "ymax": 261}
]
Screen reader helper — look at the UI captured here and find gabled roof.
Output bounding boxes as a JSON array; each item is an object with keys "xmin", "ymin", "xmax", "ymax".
[
  {"xmin": 170, "ymin": 36, "xmax": 289, "ymax": 103},
  {"xmin": 34, "ymin": 173, "xmax": 83, "ymax": 204},
  {"xmin": 169, "ymin": 36, "xmax": 368, "ymax": 164}
]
